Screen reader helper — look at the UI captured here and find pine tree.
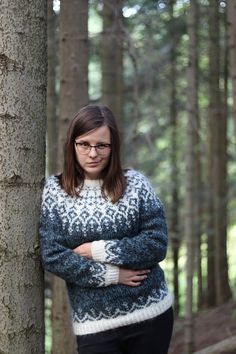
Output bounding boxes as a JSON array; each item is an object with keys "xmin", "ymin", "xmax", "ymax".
[
  {"xmin": 0, "ymin": 1, "xmax": 46, "ymax": 353},
  {"xmin": 51, "ymin": 1, "xmax": 89, "ymax": 353}
]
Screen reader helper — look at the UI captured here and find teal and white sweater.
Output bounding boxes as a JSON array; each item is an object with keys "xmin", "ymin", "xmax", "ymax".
[{"xmin": 39, "ymin": 169, "xmax": 172, "ymax": 336}]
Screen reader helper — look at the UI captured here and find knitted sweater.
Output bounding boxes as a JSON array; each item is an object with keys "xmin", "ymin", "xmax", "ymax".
[{"xmin": 39, "ymin": 169, "xmax": 172, "ymax": 336}]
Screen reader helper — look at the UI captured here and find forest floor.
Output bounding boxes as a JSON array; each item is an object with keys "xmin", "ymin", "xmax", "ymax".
[{"xmin": 168, "ymin": 299, "xmax": 236, "ymax": 354}]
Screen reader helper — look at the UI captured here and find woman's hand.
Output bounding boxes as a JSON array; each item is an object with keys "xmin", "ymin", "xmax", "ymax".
[
  {"xmin": 118, "ymin": 268, "xmax": 150, "ymax": 287},
  {"xmin": 73, "ymin": 242, "xmax": 92, "ymax": 259},
  {"xmin": 74, "ymin": 243, "xmax": 150, "ymax": 286}
]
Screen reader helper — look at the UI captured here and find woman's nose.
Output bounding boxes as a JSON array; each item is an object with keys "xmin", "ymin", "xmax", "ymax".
[{"xmin": 88, "ymin": 146, "xmax": 98, "ymax": 158}]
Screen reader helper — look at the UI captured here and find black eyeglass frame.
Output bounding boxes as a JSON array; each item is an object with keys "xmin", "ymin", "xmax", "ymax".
[{"xmin": 74, "ymin": 141, "xmax": 111, "ymax": 154}]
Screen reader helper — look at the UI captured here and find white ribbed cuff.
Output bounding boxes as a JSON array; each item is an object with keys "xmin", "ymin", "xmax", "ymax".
[
  {"xmin": 104, "ymin": 264, "xmax": 119, "ymax": 286},
  {"xmin": 91, "ymin": 240, "xmax": 106, "ymax": 262}
]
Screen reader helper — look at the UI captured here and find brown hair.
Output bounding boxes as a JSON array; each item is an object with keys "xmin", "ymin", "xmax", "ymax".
[{"xmin": 59, "ymin": 105, "xmax": 126, "ymax": 203}]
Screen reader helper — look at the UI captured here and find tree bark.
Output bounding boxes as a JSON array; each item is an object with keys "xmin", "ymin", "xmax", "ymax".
[
  {"xmin": 58, "ymin": 0, "xmax": 89, "ymax": 163},
  {"xmin": 102, "ymin": 0, "xmax": 124, "ymax": 136},
  {"xmin": 51, "ymin": 1, "xmax": 89, "ymax": 353},
  {"xmin": 191, "ymin": 3, "xmax": 202, "ymax": 312},
  {"xmin": 46, "ymin": 2, "xmax": 58, "ymax": 351},
  {"xmin": 168, "ymin": 0, "xmax": 180, "ymax": 317},
  {"xmin": 51, "ymin": 277, "xmax": 77, "ymax": 354},
  {"xmin": 47, "ymin": 0, "xmax": 58, "ymax": 176},
  {"xmin": 185, "ymin": 0, "xmax": 199, "ymax": 352},
  {"xmin": 208, "ymin": 0, "xmax": 231, "ymax": 306},
  {"xmin": 0, "ymin": 1, "xmax": 47, "ymax": 353},
  {"xmin": 207, "ymin": 0, "xmax": 220, "ymax": 308},
  {"xmin": 213, "ymin": 2, "xmax": 231, "ymax": 305},
  {"xmin": 227, "ymin": 0, "xmax": 236, "ymax": 137}
]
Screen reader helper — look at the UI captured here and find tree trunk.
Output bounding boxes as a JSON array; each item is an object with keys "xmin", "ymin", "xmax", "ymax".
[
  {"xmin": 168, "ymin": 0, "xmax": 180, "ymax": 317},
  {"xmin": 58, "ymin": 0, "xmax": 89, "ymax": 162},
  {"xmin": 208, "ymin": 0, "xmax": 231, "ymax": 307},
  {"xmin": 213, "ymin": 2, "xmax": 231, "ymax": 305},
  {"xmin": 52, "ymin": 277, "xmax": 77, "ymax": 354},
  {"xmin": 102, "ymin": 0, "xmax": 124, "ymax": 135},
  {"xmin": 47, "ymin": 0, "xmax": 58, "ymax": 176},
  {"xmin": 207, "ymin": 0, "xmax": 220, "ymax": 308},
  {"xmin": 227, "ymin": 0, "xmax": 236, "ymax": 137},
  {"xmin": 191, "ymin": 5, "xmax": 202, "ymax": 312},
  {"xmin": 46, "ymin": 2, "xmax": 58, "ymax": 351},
  {"xmin": 185, "ymin": 0, "xmax": 199, "ymax": 352},
  {"xmin": 51, "ymin": 1, "xmax": 89, "ymax": 353},
  {"xmin": 0, "ymin": 1, "xmax": 46, "ymax": 353}
]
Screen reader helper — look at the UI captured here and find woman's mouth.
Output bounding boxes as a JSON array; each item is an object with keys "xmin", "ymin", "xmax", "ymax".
[{"xmin": 87, "ymin": 162, "xmax": 100, "ymax": 167}]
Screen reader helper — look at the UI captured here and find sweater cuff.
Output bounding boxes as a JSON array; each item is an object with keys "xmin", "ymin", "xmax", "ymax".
[
  {"xmin": 104, "ymin": 264, "xmax": 119, "ymax": 286},
  {"xmin": 91, "ymin": 240, "xmax": 106, "ymax": 262}
]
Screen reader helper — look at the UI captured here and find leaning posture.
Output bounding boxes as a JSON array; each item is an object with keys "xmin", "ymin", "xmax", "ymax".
[{"xmin": 39, "ymin": 105, "xmax": 173, "ymax": 354}]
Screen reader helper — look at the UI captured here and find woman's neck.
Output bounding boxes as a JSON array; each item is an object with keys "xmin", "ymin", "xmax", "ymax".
[{"xmin": 83, "ymin": 179, "xmax": 102, "ymax": 188}]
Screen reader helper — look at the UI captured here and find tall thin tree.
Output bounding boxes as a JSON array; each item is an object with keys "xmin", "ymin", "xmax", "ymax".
[
  {"xmin": 213, "ymin": 2, "xmax": 231, "ymax": 305},
  {"xmin": 185, "ymin": 0, "xmax": 199, "ymax": 352},
  {"xmin": 191, "ymin": 3, "xmax": 202, "ymax": 311},
  {"xmin": 51, "ymin": 1, "xmax": 89, "ymax": 353},
  {"xmin": 102, "ymin": 0, "xmax": 124, "ymax": 135},
  {"xmin": 168, "ymin": 0, "xmax": 180, "ymax": 316},
  {"xmin": 47, "ymin": 0, "xmax": 58, "ymax": 176},
  {"xmin": 0, "ymin": 1, "xmax": 46, "ymax": 353},
  {"xmin": 206, "ymin": 0, "xmax": 219, "ymax": 308},
  {"xmin": 58, "ymin": 0, "xmax": 89, "ymax": 160},
  {"xmin": 227, "ymin": 0, "xmax": 236, "ymax": 137},
  {"xmin": 208, "ymin": 0, "xmax": 231, "ymax": 307}
]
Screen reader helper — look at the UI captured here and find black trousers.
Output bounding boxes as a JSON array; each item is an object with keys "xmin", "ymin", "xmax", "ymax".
[{"xmin": 76, "ymin": 307, "xmax": 174, "ymax": 354}]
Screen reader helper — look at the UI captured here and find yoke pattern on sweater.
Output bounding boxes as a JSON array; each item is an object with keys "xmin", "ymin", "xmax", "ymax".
[{"xmin": 39, "ymin": 169, "xmax": 172, "ymax": 335}]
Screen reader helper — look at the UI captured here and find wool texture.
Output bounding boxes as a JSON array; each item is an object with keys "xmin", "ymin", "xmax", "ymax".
[{"xmin": 39, "ymin": 169, "xmax": 172, "ymax": 335}]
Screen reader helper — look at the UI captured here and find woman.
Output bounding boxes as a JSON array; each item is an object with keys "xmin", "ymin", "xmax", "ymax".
[{"xmin": 39, "ymin": 105, "xmax": 173, "ymax": 354}]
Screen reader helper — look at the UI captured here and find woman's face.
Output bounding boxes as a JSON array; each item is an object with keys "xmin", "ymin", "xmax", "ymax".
[{"xmin": 74, "ymin": 125, "xmax": 111, "ymax": 180}]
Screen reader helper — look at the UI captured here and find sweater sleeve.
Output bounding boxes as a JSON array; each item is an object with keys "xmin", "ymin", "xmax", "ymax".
[
  {"xmin": 91, "ymin": 174, "xmax": 168, "ymax": 269},
  {"xmin": 39, "ymin": 177, "xmax": 119, "ymax": 288}
]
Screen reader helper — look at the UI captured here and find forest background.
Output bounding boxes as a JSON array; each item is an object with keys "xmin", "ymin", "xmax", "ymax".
[{"xmin": 1, "ymin": 0, "xmax": 236, "ymax": 354}]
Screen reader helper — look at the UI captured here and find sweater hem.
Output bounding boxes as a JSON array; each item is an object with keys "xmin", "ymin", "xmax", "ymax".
[{"xmin": 72, "ymin": 292, "xmax": 173, "ymax": 336}]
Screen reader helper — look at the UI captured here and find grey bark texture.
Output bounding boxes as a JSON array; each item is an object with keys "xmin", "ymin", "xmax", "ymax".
[{"xmin": 0, "ymin": 1, "xmax": 47, "ymax": 353}]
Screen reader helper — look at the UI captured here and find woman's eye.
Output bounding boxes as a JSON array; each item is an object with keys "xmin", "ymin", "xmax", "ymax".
[{"xmin": 82, "ymin": 142, "xmax": 90, "ymax": 148}]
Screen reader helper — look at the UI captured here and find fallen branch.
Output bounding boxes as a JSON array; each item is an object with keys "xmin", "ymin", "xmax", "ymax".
[{"xmin": 193, "ymin": 335, "xmax": 236, "ymax": 354}]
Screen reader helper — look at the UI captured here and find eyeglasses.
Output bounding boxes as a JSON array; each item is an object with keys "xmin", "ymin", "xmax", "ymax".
[{"xmin": 75, "ymin": 141, "xmax": 111, "ymax": 155}]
